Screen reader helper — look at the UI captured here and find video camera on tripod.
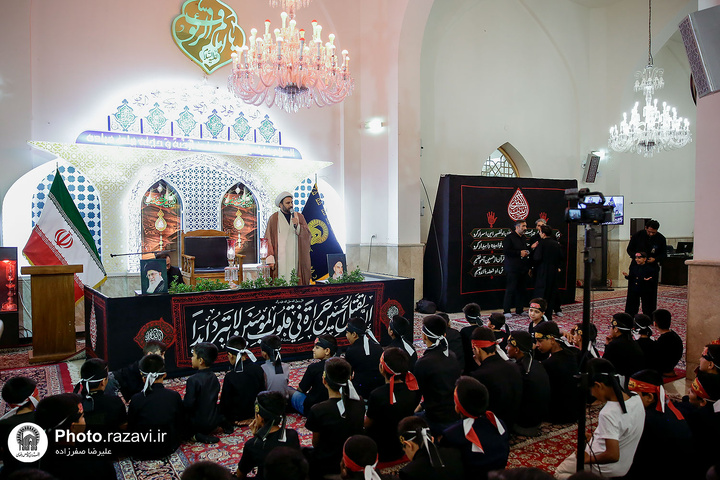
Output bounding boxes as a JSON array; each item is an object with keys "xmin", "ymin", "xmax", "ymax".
[{"xmin": 564, "ymin": 188, "xmax": 614, "ymax": 225}]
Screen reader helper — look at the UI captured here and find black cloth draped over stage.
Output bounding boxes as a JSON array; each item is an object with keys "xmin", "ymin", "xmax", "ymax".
[
  {"xmin": 85, "ymin": 274, "xmax": 413, "ymax": 378},
  {"xmin": 424, "ymin": 175, "xmax": 577, "ymax": 312}
]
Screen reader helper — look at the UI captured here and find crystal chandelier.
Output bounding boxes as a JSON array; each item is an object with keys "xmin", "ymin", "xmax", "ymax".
[
  {"xmin": 269, "ymin": 0, "xmax": 310, "ymax": 17},
  {"xmin": 228, "ymin": 11, "xmax": 353, "ymax": 113},
  {"xmin": 608, "ymin": 0, "xmax": 691, "ymax": 157}
]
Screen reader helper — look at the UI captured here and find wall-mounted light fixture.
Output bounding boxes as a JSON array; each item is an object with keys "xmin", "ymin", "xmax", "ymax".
[{"xmin": 363, "ymin": 118, "xmax": 385, "ymax": 133}]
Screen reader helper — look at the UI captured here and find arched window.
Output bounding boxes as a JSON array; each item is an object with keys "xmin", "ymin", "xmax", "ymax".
[
  {"xmin": 221, "ymin": 183, "xmax": 259, "ymax": 263},
  {"xmin": 481, "ymin": 149, "xmax": 518, "ymax": 177},
  {"xmin": 140, "ymin": 181, "xmax": 182, "ymax": 265}
]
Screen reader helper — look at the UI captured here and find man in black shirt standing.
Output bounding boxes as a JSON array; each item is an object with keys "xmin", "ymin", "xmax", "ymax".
[
  {"xmin": 503, "ymin": 220, "xmax": 530, "ymax": 316},
  {"xmin": 626, "ymin": 219, "xmax": 666, "ymax": 314}
]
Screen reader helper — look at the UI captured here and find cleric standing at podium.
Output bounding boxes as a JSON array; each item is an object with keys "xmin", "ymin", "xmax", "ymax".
[{"xmin": 265, "ymin": 191, "xmax": 312, "ymax": 285}]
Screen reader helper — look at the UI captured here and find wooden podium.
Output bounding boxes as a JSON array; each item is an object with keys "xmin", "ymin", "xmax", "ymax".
[{"xmin": 21, "ymin": 265, "xmax": 82, "ymax": 363}]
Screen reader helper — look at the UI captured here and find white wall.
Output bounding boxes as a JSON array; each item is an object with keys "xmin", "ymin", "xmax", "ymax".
[{"xmin": 419, "ymin": 0, "xmax": 697, "ymax": 246}]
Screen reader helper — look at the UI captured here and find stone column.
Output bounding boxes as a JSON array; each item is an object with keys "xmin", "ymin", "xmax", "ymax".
[{"xmin": 686, "ymin": 0, "xmax": 720, "ymax": 378}]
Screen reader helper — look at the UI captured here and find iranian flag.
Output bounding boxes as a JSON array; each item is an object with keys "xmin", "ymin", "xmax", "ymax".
[{"xmin": 22, "ymin": 169, "xmax": 107, "ymax": 302}]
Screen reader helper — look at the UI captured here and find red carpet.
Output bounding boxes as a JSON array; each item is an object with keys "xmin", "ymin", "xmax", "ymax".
[{"xmin": 0, "ymin": 286, "xmax": 689, "ymax": 478}]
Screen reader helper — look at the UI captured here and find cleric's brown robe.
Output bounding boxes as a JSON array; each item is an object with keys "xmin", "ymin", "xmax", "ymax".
[{"xmin": 265, "ymin": 211, "xmax": 312, "ymax": 285}]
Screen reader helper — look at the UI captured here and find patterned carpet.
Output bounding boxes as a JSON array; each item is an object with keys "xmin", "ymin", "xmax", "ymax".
[
  {"xmin": 0, "ymin": 363, "xmax": 73, "ymax": 417},
  {"xmin": 0, "ymin": 338, "xmax": 86, "ymax": 370},
  {"xmin": 0, "ymin": 286, "xmax": 689, "ymax": 478}
]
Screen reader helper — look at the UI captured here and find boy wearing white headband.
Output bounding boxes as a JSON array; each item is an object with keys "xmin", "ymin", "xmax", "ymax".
[
  {"xmin": 220, "ymin": 335, "xmax": 265, "ymax": 430},
  {"xmin": 305, "ymin": 357, "xmax": 364, "ymax": 480},
  {"xmin": 397, "ymin": 415, "xmax": 464, "ymax": 480},
  {"xmin": 413, "ymin": 315, "xmax": 462, "ymax": 436},
  {"xmin": 127, "ymin": 354, "xmax": 184, "ymax": 460},
  {"xmin": 344, "ymin": 317, "xmax": 384, "ymax": 400}
]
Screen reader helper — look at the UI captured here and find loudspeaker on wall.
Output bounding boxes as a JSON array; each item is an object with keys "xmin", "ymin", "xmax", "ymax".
[{"xmin": 680, "ymin": 6, "xmax": 720, "ymax": 99}]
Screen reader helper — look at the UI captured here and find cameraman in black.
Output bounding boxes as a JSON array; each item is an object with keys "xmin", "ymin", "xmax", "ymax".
[{"xmin": 626, "ymin": 219, "xmax": 666, "ymax": 314}]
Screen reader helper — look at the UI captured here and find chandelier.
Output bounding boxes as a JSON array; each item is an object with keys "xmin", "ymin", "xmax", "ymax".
[
  {"xmin": 269, "ymin": 0, "xmax": 310, "ymax": 17},
  {"xmin": 228, "ymin": 11, "xmax": 353, "ymax": 113},
  {"xmin": 608, "ymin": 0, "xmax": 691, "ymax": 157}
]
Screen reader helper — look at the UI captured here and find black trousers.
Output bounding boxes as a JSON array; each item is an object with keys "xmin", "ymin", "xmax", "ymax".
[
  {"xmin": 625, "ymin": 284, "xmax": 657, "ymax": 316},
  {"xmin": 504, "ymin": 270, "xmax": 528, "ymax": 314}
]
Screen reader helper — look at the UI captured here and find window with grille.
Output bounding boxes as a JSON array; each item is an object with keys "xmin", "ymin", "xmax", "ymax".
[{"xmin": 481, "ymin": 149, "xmax": 518, "ymax": 177}]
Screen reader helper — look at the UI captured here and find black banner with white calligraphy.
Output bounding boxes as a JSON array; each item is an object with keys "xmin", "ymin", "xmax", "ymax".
[
  {"xmin": 85, "ymin": 275, "xmax": 414, "ymax": 378},
  {"xmin": 424, "ymin": 175, "xmax": 577, "ymax": 312}
]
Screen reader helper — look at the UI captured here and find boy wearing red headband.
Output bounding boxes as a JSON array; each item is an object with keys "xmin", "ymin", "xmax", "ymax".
[
  {"xmin": 340, "ymin": 435, "xmax": 381, "ymax": 480},
  {"xmin": 673, "ymin": 372, "xmax": 720, "ymax": 477},
  {"xmin": 460, "ymin": 303, "xmax": 483, "ymax": 375},
  {"xmin": 469, "ymin": 327, "xmax": 522, "ymax": 429},
  {"xmin": 440, "ymin": 376, "xmax": 509, "ymax": 480},
  {"xmin": 626, "ymin": 369, "xmax": 692, "ymax": 479},
  {"xmin": 365, "ymin": 348, "xmax": 421, "ymax": 462}
]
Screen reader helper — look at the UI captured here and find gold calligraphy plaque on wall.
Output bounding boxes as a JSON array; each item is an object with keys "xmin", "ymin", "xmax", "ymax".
[{"xmin": 172, "ymin": 0, "xmax": 245, "ymax": 75}]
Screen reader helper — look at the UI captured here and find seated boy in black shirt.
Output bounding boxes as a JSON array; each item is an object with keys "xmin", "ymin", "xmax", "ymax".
[
  {"xmin": 110, "ymin": 339, "xmax": 167, "ymax": 400},
  {"xmin": 74, "ymin": 358, "xmax": 127, "ymax": 456},
  {"xmin": 651, "ymin": 309, "xmax": 684, "ymax": 376},
  {"xmin": 366, "ymin": 347, "xmax": 421, "ymax": 462},
  {"xmin": 534, "ymin": 321, "xmax": 580, "ymax": 424},
  {"xmin": 469, "ymin": 327, "xmax": 522, "ymax": 429},
  {"xmin": 506, "ymin": 331, "xmax": 550, "ymax": 436},
  {"xmin": 397, "ymin": 416, "xmax": 464, "ymax": 480},
  {"xmin": 0, "ymin": 376, "xmax": 40, "ymax": 477},
  {"xmin": 291, "ymin": 335, "xmax": 336, "ymax": 416},
  {"xmin": 385, "ymin": 315, "xmax": 418, "ymax": 371},
  {"xmin": 185, "ymin": 342, "xmax": 222, "ymax": 444},
  {"xmin": 673, "ymin": 372, "xmax": 720, "ymax": 478},
  {"xmin": 344, "ymin": 317, "xmax": 384, "ymax": 399},
  {"xmin": 304, "ymin": 357, "xmax": 365, "ymax": 480},
  {"xmin": 340, "ymin": 435, "xmax": 381, "ymax": 480},
  {"xmin": 128, "ymin": 354, "xmax": 185, "ymax": 459},
  {"xmin": 236, "ymin": 391, "xmax": 300, "ymax": 479},
  {"xmin": 487, "ymin": 313, "xmax": 509, "ymax": 352},
  {"xmin": 627, "ymin": 369, "xmax": 693, "ymax": 479},
  {"xmin": 603, "ymin": 313, "xmax": 645, "ymax": 385},
  {"xmin": 459, "ymin": 303, "xmax": 483, "ymax": 375},
  {"xmin": 440, "ymin": 376, "xmax": 509, "ymax": 480},
  {"xmin": 414, "ymin": 315, "xmax": 461, "ymax": 436},
  {"xmin": 221, "ymin": 336, "xmax": 265, "ymax": 430},
  {"xmin": 437, "ymin": 313, "xmax": 465, "ymax": 371}
]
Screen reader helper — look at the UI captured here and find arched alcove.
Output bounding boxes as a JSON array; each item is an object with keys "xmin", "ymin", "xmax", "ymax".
[{"xmin": 3, "ymin": 161, "xmax": 102, "ymax": 266}]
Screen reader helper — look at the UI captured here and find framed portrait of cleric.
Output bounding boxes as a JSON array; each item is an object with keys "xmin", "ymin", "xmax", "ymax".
[
  {"xmin": 141, "ymin": 259, "xmax": 168, "ymax": 295},
  {"xmin": 327, "ymin": 254, "xmax": 347, "ymax": 281}
]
